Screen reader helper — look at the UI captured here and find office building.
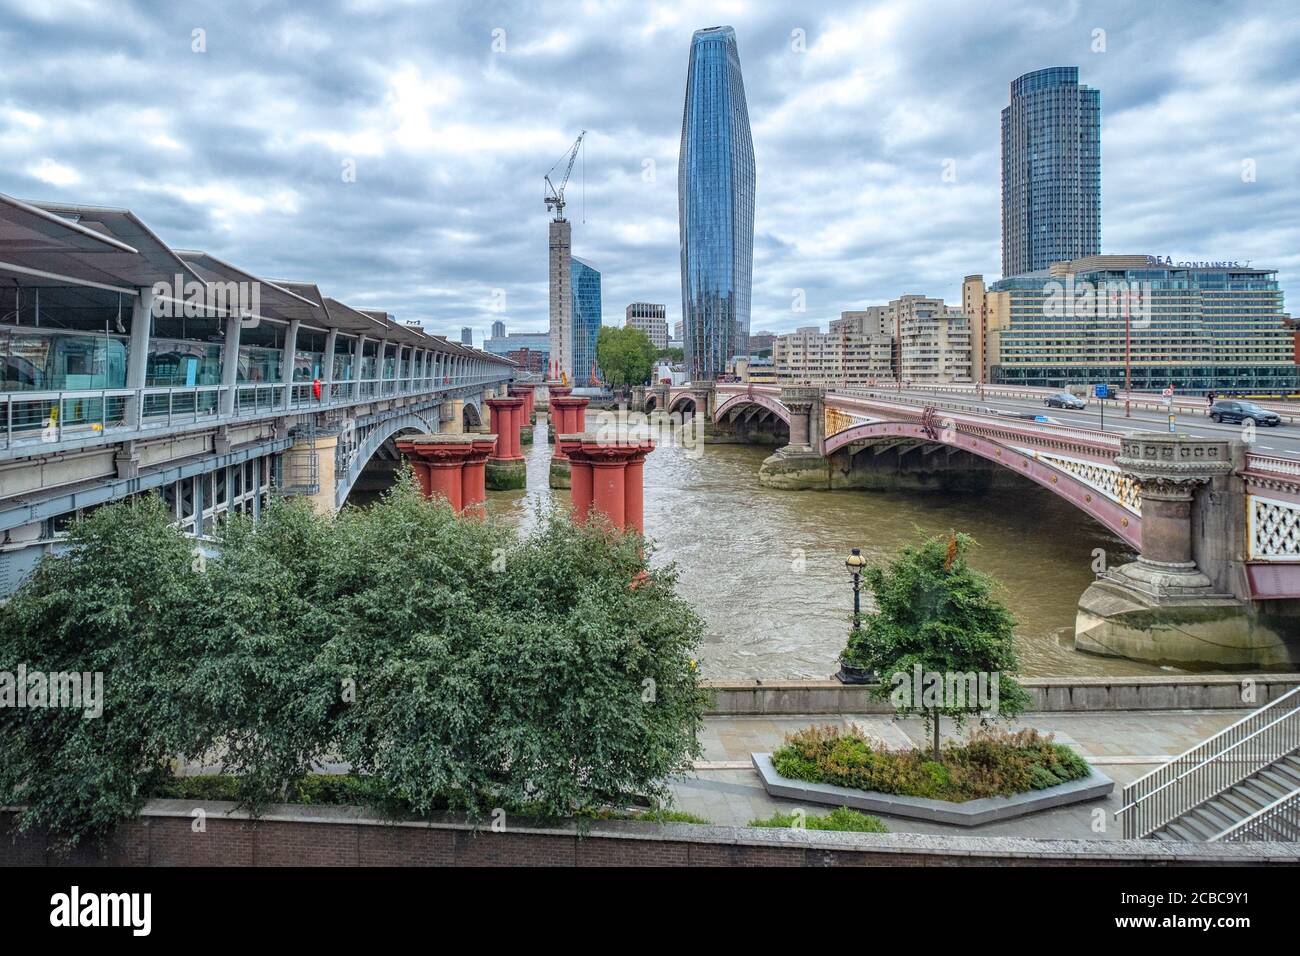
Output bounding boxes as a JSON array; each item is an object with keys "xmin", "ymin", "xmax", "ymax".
[
  {"xmin": 1002, "ymin": 67, "xmax": 1101, "ymax": 277},
  {"xmin": 625, "ymin": 302, "xmax": 669, "ymax": 349},
  {"xmin": 678, "ymin": 25, "xmax": 755, "ymax": 381},
  {"xmin": 571, "ymin": 257, "xmax": 602, "ymax": 386},
  {"xmin": 969, "ymin": 255, "xmax": 1299, "ymax": 392}
]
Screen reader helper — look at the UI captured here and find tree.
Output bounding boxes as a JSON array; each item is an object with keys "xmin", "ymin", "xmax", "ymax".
[
  {"xmin": 597, "ymin": 325, "xmax": 657, "ymax": 387},
  {"xmin": 0, "ymin": 473, "xmax": 708, "ymax": 848},
  {"xmin": 842, "ymin": 532, "xmax": 1029, "ymax": 759},
  {"xmin": 656, "ymin": 347, "xmax": 684, "ymax": 364},
  {"xmin": 0, "ymin": 497, "xmax": 211, "ymax": 851}
]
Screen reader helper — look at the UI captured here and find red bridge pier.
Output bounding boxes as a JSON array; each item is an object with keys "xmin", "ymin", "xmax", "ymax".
[{"xmin": 558, "ymin": 432, "xmax": 654, "ymax": 534}]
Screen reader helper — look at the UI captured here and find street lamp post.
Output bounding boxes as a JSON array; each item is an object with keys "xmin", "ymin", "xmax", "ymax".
[
  {"xmin": 838, "ymin": 547, "xmax": 873, "ymax": 685},
  {"xmin": 846, "ymin": 547, "xmax": 866, "ymax": 630}
]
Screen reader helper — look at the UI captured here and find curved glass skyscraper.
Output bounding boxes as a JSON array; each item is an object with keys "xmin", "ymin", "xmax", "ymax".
[{"xmin": 678, "ymin": 25, "xmax": 755, "ymax": 382}]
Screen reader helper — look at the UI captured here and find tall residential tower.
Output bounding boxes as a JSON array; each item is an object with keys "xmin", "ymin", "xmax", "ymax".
[
  {"xmin": 678, "ymin": 25, "xmax": 755, "ymax": 381},
  {"xmin": 1001, "ymin": 67, "xmax": 1100, "ymax": 277}
]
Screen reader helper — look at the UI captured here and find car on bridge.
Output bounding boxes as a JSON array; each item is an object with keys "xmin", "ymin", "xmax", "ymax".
[
  {"xmin": 1002, "ymin": 411, "xmax": 1059, "ymax": 425},
  {"xmin": 1209, "ymin": 400, "xmax": 1281, "ymax": 427},
  {"xmin": 1044, "ymin": 392, "xmax": 1087, "ymax": 410}
]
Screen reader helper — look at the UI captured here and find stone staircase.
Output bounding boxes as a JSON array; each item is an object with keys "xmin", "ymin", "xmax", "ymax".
[
  {"xmin": 1118, "ymin": 686, "xmax": 1300, "ymax": 841},
  {"xmin": 1152, "ymin": 754, "xmax": 1300, "ymax": 842}
]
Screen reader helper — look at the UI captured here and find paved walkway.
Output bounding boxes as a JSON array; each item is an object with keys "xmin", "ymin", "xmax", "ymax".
[{"xmin": 669, "ymin": 710, "xmax": 1249, "ymax": 840}]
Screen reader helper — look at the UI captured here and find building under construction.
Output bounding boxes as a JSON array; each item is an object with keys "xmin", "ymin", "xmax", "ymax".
[{"xmin": 545, "ymin": 132, "xmax": 599, "ymax": 386}]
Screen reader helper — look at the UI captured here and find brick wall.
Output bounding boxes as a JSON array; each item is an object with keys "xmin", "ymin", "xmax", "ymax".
[
  {"xmin": 4, "ymin": 804, "xmax": 1296, "ymax": 867},
  {"xmin": 704, "ymin": 675, "xmax": 1300, "ymax": 716}
]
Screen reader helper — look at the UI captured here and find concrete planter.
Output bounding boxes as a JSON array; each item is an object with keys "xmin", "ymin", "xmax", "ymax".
[{"xmin": 752, "ymin": 752, "xmax": 1114, "ymax": 826}]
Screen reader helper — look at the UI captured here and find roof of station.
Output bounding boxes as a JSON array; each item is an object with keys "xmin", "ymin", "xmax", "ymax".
[{"xmin": 0, "ymin": 192, "xmax": 509, "ymax": 362}]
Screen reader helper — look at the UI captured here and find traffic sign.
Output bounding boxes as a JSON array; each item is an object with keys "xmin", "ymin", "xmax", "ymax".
[{"xmin": 1094, "ymin": 384, "xmax": 1108, "ymax": 398}]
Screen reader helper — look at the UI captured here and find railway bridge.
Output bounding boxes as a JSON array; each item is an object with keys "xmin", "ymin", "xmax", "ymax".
[{"xmin": 0, "ymin": 192, "xmax": 515, "ymax": 592}]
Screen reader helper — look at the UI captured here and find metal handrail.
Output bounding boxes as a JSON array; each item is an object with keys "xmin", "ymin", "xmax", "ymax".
[
  {"xmin": 1117, "ymin": 685, "xmax": 1300, "ymax": 838},
  {"xmin": 0, "ymin": 374, "xmax": 506, "ymax": 450},
  {"xmin": 1209, "ymin": 784, "xmax": 1300, "ymax": 842}
]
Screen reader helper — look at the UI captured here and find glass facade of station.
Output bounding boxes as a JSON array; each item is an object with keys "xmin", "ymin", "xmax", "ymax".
[{"xmin": 678, "ymin": 25, "xmax": 755, "ymax": 382}]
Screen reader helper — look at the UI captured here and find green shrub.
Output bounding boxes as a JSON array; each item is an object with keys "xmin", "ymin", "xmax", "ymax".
[
  {"xmin": 768, "ymin": 725, "xmax": 1090, "ymax": 802},
  {"xmin": 1028, "ymin": 765, "xmax": 1062, "ymax": 790},
  {"xmin": 749, "ymin": 807, "xmax": 888, "ymax": 833},
  {"xmin": 0, "ymin": 475, "xmax": 707, "ymax": 850},
  {"xmin": 639, "ymin": 809, "xmax": 710, "ymax": 825},
  {"xmin": 153, "ymin": 773, "xmax": 379, "ymax": 806}
]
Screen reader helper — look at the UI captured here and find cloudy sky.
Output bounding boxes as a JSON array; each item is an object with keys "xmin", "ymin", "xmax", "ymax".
[{"xmin": 2, "ymin": 0, "xmax": 1297, "ymax": 343}]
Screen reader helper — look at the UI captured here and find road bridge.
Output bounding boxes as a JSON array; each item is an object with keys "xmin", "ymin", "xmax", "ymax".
[{"xmin": 642, "ymin": 380, "xmax": 1300, "ymax": 669}]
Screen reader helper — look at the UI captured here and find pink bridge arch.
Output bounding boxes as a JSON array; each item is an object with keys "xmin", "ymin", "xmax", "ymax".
[
  {"xmin": 713, "ymin": 391, "xmax": 791, "ymax": 425},
  {"xmin": 823, "ymin": 418, "xmax": 1142, "ymax": 549},
  {"xmin": 666, "ymin": 388, "xmax": 698, "ymax": 414}
]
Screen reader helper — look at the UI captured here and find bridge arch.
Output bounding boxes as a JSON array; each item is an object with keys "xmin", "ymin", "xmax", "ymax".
[
  {"xmin": 667, "ymin": 392, "xmax": 697, "ymax": 416},
  {"xmin": 335, "ymin": 412, "xmax": 437, "ymax": 510},
  {"xmin": 824, "ymin": 419, "xmax": 1142, "ymax": 549},
  {"xmin": 461, "ymin": 399, "xmax": 482, "ymax": 429},
  {"xmin": 713, "ymin": 392, "xmax": 791, "ymax": 426}
]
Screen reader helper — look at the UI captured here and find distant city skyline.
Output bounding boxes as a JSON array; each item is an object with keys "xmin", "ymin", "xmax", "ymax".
[{"xmin": 2, "ymin": 0, "xmax": 1295, "ymax": 340}]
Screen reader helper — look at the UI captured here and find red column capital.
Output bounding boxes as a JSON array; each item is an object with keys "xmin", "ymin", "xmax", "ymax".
[
  {"xmin": 485, "ymin": 396, "xmax": 525, "ymax": 462},
  {"xmin": 400, "ymin": 435, "xmax": 482, "ymax": 512},
  {"xmin": 564, "ymin": 436, "xmax": 654, "ymax": 533}
]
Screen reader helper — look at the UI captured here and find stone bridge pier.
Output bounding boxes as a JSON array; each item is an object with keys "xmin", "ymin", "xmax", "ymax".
[
  {"xmin": 1077, "ymin": 433, "xmax": 1297, "ymax": 668},
  {"xmin": 758, "ymin": 387, "xmax": 828, "ymax": 489},
  {"xmin": 690, "ymin": 382, "xmax": 717, "ymax": 436}
]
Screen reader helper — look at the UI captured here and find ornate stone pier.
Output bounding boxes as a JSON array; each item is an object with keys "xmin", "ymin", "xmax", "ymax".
[
  {"xmin": 691, "ymin": 381, "xmax": 717, "ymax": 440},
  {"xmin": 484, "ymin": 396, "xmax": 527, "ymax": 490},
  {"xmin": 1076, "ymin": 433, "xmax": 1293, "ymax": 667},
  {"xmin": 548, "ymin": 394, "xmax": 590, "ymax": 488},
  {"xmin": 758, "ymin": 386, "xmax": 830, "ymax": 490},
  {"xmin": 558, "ymin": 431, "xmax": 654, "ymax": 534},
  {"xmin": 396, "ymin": 434, "xmax": 495, "ymax": 514}
]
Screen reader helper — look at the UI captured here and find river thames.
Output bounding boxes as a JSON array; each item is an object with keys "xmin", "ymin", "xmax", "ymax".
[{"xmin": 478, "ymin": 410, "xmax": 1177, "ymax": 681}]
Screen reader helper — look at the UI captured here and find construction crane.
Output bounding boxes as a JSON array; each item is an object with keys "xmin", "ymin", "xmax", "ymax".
[{"xmin": 544, "ymin": 130, "xmax": 585, "ymax": 221}]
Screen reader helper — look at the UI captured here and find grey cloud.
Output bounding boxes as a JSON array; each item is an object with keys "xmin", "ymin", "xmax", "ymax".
[{"xmin": 1, "ymin": 0, "xmax": 1295, "ymax": 343}]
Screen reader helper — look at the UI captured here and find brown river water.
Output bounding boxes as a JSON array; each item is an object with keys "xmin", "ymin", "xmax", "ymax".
[{"xmin": 466, "ymin": 411, "xmax": 1179, "ymax": 681}]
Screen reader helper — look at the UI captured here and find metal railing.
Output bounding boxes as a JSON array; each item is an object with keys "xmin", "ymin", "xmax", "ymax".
[
  {"xmin": 1117, "ymin": 685, "xmax": 1300, "ymax": 839},
  {"xmin": 1209, "ymin": 785, "xmax": 1300, "ymax": 842},
  {"xmin": 0, "ymin": 374, "xmax": 505, "ymax": 451}
]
